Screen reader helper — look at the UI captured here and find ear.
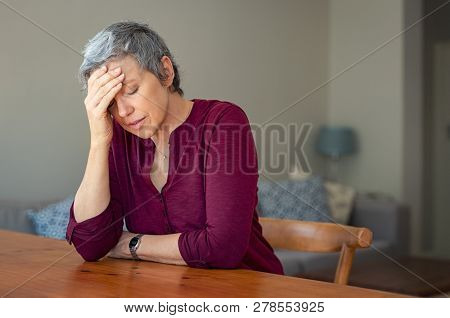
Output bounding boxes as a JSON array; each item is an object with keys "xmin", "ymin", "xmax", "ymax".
[{"xmin": 160, "ymin": 56, "xmax": 174, "ymax": 87}]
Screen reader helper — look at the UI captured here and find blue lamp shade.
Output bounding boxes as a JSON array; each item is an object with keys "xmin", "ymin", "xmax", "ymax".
[{"xmin": 316, "ymin": 126, "xmax": 357, "ymax": 158}]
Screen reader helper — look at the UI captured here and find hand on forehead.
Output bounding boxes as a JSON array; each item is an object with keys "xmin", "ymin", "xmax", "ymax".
[{"xmin": 104, "ymin": 55, "xmax": 142, "ymax": 81}]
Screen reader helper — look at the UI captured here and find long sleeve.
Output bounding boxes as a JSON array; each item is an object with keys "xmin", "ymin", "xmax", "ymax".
[
  {"xmin": 65, "ymin": 145, "xmax": 124, "ymax": 262},
  {"xmin": 178, "ymin": 105, "xmax": 258, "ymax": 269}
]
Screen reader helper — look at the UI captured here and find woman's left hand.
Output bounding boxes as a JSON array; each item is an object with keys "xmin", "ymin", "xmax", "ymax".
[{"xmin": 106, "ymin": 231, "xmax": 138, "ymax": 259}]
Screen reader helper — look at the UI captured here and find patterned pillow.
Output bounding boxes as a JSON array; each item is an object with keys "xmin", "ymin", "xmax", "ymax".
[
  {"xmin": 257, "ymin": 176, "xmax": 331, "ymax": 222},
  {"xmin": 26, "ymin": 195, "xmax": 129, "ymax": 239},
  {"xmin": 26, "ymin": 195, "xmax": 74, "ymax": 240}
]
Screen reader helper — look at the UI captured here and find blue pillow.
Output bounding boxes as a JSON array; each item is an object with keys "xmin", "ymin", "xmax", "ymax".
[
  {"xmin": 257, "ymin": 176, "xmax": 331, "ymax": 222},
  {"xmin": 26, "ymin": 195, "xmax": 74, "ymax": 240},
  {"xmin": 27, "ymin": 195, "xmax": 129, "ymax": 239}
]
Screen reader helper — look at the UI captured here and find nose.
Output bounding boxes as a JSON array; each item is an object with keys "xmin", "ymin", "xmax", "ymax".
[{"xmin": 115, "ymin": 98, "xmax": 134, "ymax": 118}]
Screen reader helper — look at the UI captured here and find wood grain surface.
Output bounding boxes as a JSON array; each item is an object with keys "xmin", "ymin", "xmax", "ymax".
[{"xmin": 0, "ymin": 230, "xmax": 407, "ymax": 298}]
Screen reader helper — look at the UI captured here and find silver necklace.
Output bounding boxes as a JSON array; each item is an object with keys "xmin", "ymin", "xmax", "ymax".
[{"xmin": 154, "ymin": 144, "xmax": 168, "ymax": 160}]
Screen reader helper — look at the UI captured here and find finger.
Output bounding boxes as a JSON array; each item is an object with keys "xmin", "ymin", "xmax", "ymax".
[
  {"xmin": 85, "ymin": 66, "xmax": 122, "ymax": 109},
  {"xmin": 95, "ymin": 66, "xmax": 123, "ymax": 91},
  {"xmin": 96, "ymin": 82, "xmax": 123, "ymax": 114},
  {"xmin": 87, "ymin": 65, "xmax": 107, "ymax": 87},
  {"xmin": 91, "ymin": 73, "xmax": 124, "ymax": 107}
]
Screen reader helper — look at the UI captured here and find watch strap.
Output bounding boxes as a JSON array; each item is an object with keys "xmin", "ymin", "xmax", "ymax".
[{"xmin": 129, "ymin": 234, "xmax": 144, "ymax": 260}]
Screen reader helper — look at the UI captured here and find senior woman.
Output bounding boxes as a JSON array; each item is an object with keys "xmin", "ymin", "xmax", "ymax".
[{"xmin": 65, "ymin": 21, "xmax": 284, "ymax": 275}]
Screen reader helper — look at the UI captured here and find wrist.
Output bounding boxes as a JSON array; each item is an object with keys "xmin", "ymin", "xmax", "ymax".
[
  {"xmin": 129, "ymin": 234, "xmax": 144, "ymax": 260},
  {"xmin": 89, "ymin": 141, "xmax": 111, "ymax": 152}
]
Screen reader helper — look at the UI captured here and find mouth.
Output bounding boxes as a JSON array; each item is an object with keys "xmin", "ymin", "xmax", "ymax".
[{"xmin": 127, "ymin": 117, "xmax": 146, "ymax": 129}]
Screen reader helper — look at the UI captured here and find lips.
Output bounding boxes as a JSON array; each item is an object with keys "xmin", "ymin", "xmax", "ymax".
[{"xmin": 127, "ymin": 117, "xmax": 145, "ymax": 126}]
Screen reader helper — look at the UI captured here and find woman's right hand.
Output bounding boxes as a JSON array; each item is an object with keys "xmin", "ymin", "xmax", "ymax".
[{"xmin": 84, "ymin": 65, "xmax": 125, "ymax": 148}]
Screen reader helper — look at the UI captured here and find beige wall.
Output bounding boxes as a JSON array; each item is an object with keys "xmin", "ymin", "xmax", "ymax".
[
  {"xmin": 0, "ymin": 0, "xmax": 330, "ymax": 201},
  {"xmin": 327, "ymin": 0, "xmax": 426, "ymax": 254},
  {"xmin": 327, "ymin": 0, "xmax": 405, "ymax": 199}
]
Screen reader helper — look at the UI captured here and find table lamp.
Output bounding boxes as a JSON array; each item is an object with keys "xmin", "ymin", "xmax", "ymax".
[{"xmin": 316, "ymin": 126, "xmax": 357, "ymax": 181}]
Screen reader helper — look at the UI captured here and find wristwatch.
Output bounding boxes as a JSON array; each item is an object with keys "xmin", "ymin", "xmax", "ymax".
[{"xmin": 129, "ymin": 234, "xmax": 144, "ymax": 260}]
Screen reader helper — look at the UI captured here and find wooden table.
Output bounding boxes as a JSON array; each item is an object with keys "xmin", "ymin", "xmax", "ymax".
[{"xmin": 0, "ymin": 230, "xmax": 406, "ymax": 298}]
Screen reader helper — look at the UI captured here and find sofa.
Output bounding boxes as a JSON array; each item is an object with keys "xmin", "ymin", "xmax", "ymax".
[{"xmin": 0, "ymin": 192, "xmax": 410, "ymax": 277}]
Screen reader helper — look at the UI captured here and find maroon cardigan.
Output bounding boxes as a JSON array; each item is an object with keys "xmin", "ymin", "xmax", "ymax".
[{"xmin": 66, "ymin": 98, "xmax": 284, "ymax": 275}]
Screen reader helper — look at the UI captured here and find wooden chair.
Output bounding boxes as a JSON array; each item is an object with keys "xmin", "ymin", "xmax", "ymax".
[{"xmin": 259, "ymin": 217, "xmax": 373, "ymax": 285}]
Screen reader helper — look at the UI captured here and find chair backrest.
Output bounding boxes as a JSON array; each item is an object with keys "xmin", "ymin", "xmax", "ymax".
[{"xmin": 259, "ymin": 217, "xmax": 373, "ymax": 285}]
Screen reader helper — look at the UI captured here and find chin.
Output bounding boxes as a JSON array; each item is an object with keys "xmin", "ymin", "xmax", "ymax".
[{"xmin": 138, "ymin": 125, "xmax": 158, "ymax": 140}]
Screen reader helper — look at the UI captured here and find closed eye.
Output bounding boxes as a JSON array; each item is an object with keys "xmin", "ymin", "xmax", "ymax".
[{"xmin": 127, "ymin": 87, "xmax": 138, "ymax": 95}]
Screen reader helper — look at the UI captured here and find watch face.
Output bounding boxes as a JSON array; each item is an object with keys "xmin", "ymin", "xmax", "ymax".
[{"xmin": 129, "ymin": 237, "xmax": 139, "ymax": 248}]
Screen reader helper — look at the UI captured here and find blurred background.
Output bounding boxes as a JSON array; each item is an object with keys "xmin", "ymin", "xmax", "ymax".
[{"xmin": 0, "ymin": 0, "xmax": 449, "ymax": 296}]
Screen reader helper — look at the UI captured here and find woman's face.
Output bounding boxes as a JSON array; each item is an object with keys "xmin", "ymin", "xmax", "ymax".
[{"xmin": 105, "ymin": 55, "xmax": 172, "ymax": 139}]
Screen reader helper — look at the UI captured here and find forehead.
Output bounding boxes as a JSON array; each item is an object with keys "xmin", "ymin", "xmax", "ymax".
[{"xmin": 105, "ymin": 55, "xmax": 143, "ymax": 80}]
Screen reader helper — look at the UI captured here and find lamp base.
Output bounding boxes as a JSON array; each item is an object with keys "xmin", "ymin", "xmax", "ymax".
[{"xmin": 325, "ymin": 157, "xmax": 340, "ymax": 182}]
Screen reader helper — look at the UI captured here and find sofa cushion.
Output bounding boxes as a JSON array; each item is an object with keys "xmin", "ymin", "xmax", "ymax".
[
  {"xmin": 26, "ymin": 195, "xmax": 74, "ymax": 240},
  {"xmin": 26, "ymin": 195, "xmax": 129, "ymax": 239},
  {"xmin": 257, "ymin": 176, "xmax": 331, "ymax": 222}
]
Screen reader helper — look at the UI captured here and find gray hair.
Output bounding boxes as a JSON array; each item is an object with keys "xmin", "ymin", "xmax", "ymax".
[{"xmin": 78, "ymin": 20, "xmax": 183, "ymax": 96}]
